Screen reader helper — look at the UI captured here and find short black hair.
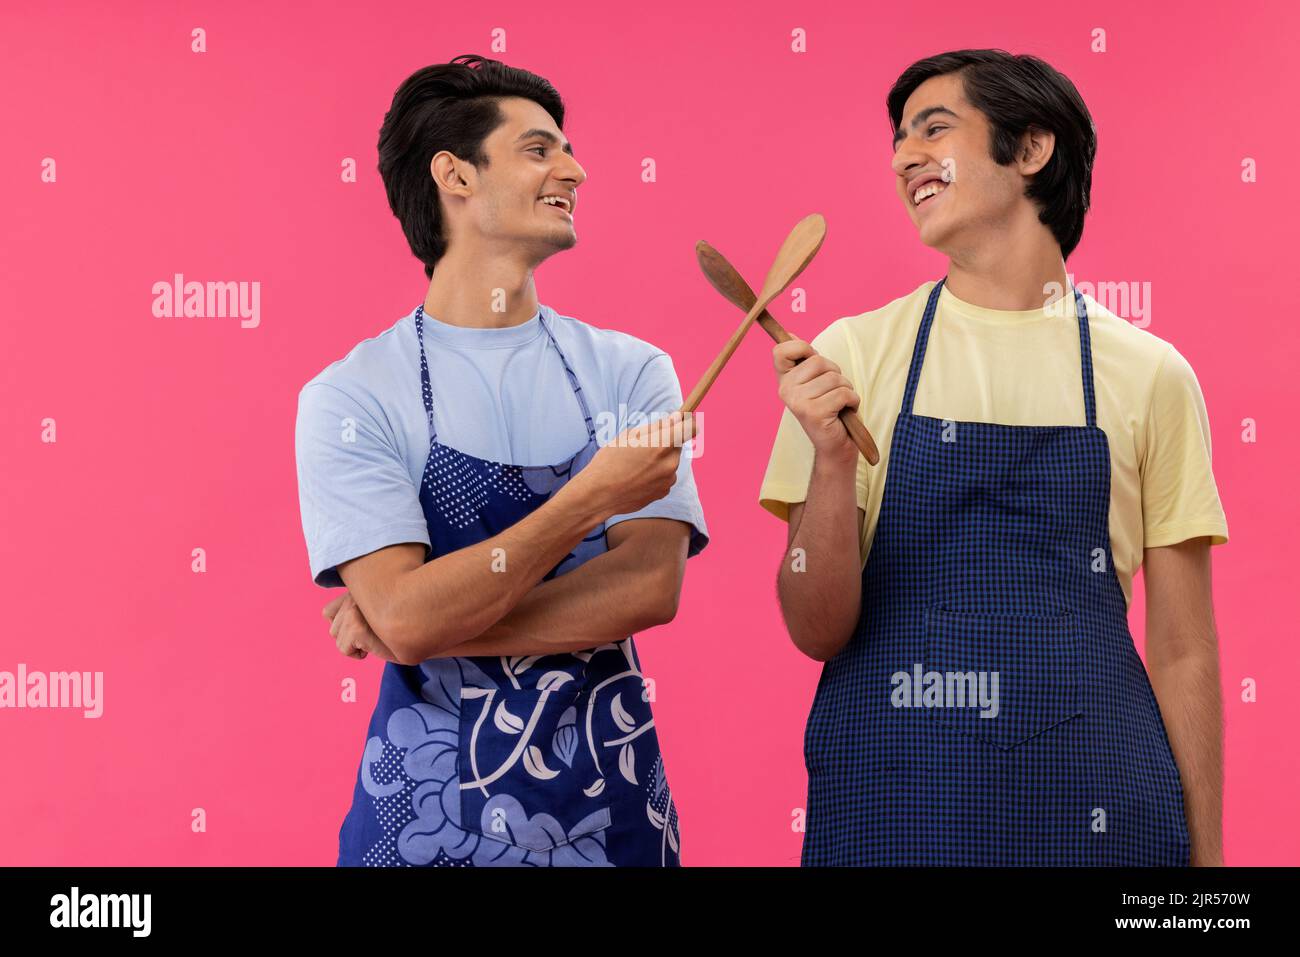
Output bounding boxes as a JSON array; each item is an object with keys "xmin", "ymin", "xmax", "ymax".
[
  {"xmin": 887, "ymin": 49, "xmax": 1097, "ymax": 260},
  {"xmin": 377, "ymin": 55, "xmax": 566, "ymax": 280}
]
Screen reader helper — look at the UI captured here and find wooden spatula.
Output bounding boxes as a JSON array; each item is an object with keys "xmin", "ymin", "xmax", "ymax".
[
  {"xmin": 695, "ymin": 240, "xmax": 880, "ymax": 466},
  {"xmin": 680, "ymin": 213, "xmax": 826, "ymax": 413}
]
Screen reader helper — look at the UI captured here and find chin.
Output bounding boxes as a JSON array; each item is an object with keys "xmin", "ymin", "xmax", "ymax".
[
  {"xmin": 547, "ymin": 229, "xmax": 578, "ymax": 251},
  {"xmin": 523, "ymin": 231, "xmax": 576, "ymax": 262},
  {"xmin": 916, "ymin": 219, "xmax": 955, "ymax": 252}
]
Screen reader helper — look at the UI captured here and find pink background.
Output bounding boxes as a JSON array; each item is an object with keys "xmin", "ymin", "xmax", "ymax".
[{"xmin": 3, "ymin": 0, "xmax": 1296, "ymax": 865}]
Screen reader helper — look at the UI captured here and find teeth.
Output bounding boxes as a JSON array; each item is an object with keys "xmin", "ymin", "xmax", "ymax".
[
  {"xmin": 540, "ymin": 196, "xmax": 570, "ymax": 211},
  {"xmin": 913, "ymin": 181, "xmax": 947, "ymax": 205}
]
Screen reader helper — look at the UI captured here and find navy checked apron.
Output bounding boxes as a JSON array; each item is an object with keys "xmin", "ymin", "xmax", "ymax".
[
  {"xmin": 801, "ymin": 278, "xmax": 1191, "ymax": 866},
  {"xmin": 337, "ymin": 304, "xmax": 681, "ymax": 867}
]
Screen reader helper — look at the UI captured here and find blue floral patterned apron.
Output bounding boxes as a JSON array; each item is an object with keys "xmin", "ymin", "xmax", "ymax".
[
  {"xmin": 337, "ymin": 304, "xmax": 681, "ymax": 867},
  {"xmin": 801, "ymin": 278, "xmax": 1191, "ymax": 866}
]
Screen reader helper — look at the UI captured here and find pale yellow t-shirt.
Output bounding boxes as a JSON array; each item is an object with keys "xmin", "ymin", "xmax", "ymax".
[{"xmin": 758, "ymin": 280, "xmax": 1229, "ymax": 609}]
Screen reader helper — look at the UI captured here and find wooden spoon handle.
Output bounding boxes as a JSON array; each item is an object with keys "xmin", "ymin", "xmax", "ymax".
[
  {"xmin": 754, "ymin": 312, "xmax": 880, "ymax": 466},
  {"xmin": 681, "ymin": 214, "xmax": 827, "ymax": 414},
  {"xmin": 680, "ymin": 315, "xmax": 749, "ymax": 413},
  {"xmin": 693, "ymin": 238, "xmax": 881, "ymax": 466}
]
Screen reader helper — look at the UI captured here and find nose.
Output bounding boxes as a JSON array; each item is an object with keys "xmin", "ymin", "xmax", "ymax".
[
  {"xmin": 891, "ymin": 139, "xmax": 928, "ymax": 180},
  {"xmin": 559, "ymin": 152, "xmax": 587, "ymax": 189}
]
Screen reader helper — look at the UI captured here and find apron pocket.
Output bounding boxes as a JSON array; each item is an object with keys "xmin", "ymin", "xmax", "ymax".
[
  {"xmin": 922, "ymin": 602, "xmax": 1083, "ymax": 751},
  {"xmin": 456, "ymin": 680, "xmax": 613, "ymax": 853}
]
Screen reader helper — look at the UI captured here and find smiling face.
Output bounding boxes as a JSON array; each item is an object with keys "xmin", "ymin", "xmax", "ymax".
[
  {"xmin": 891, "ymin": 73, "xmax": 1033, "ymax": 255},
  {"xmin": 439, "ymin": 95, "xmax": 587, "ymax": 263}
]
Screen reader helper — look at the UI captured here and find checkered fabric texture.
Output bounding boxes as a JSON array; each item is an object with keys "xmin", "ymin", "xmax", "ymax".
[{"xmin": 801, "ymin": 278, "xmax": 1191, "ymax": 866}]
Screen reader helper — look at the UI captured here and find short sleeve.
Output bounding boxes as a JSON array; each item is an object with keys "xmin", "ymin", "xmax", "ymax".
[
  {"xmin": 758, "ymin": 320, "xmax": 870, "ymax": 522},
  {"xmin": 295, "ymin": 382, "xmax": 432, "ymax": 587},
  {"xmin": 1140, "ymin": 345, "xmax": 1229, "ymax": 548},
  {"xmin": 603, "ymin": 353, "xmax": 710, "ymax": 557}
]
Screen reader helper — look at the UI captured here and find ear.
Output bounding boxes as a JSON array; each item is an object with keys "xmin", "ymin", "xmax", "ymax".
[
  {"xmin": 1017, "ymin": 126, "xmax": 1056, "ymax": 177},
  {"xmin": 429, "ymin": 150, "xmax": 474, "ymax": 201}
]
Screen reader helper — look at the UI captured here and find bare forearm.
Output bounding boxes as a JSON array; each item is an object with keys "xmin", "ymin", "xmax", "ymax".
[
  {"xmin": 385, "ymin": 480, "xmax": 606, "ymax": 661},
  {"xmin": 430, "ymin": 546, "xmax": 674, "ymax": 658},
  {"xmin": 777, "ymin": 453, "xmax": 861, "ymax": 661},
  {"xmin": 1149, "ymin": 647, "xmax": 1224, "ymax": 865}
]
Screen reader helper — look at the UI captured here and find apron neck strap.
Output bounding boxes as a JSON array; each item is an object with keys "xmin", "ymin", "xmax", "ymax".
[
  {"xmin": 415, "ymin": 304, "xmax": 598, "ymax": 444},
  {"xmin": 901, "ymin": 277, "xmax": 1097, "ymax": 428}
]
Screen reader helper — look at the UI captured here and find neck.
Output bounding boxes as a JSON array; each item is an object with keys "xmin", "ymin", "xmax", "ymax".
[
  {"xmin": 423, "ymin": 238, "xmax": 542, "ymax": 329},
  {"xmin": 941, "ymin": 205, "xmax": 1071, "ymax": 312}
]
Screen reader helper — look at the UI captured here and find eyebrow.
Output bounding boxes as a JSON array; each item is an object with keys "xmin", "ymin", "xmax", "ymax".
[
  {"xmin": 892, "ymin": 106, "xmax": 960, "ymax": 148},
  {"xmin": 516, "ymin": 128, "xmax": 575, "ymax": 157}
]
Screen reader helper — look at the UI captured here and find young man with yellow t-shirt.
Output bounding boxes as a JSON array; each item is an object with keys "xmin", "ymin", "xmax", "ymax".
[{"xmin": 760, "ymin": 49, "xmax": 1228, "ymax": 867}]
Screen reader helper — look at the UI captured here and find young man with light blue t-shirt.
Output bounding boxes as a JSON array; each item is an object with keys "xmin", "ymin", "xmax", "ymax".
[{"xmin": 294, "ymin": 56, "xmax": 706, "ymax": 867}]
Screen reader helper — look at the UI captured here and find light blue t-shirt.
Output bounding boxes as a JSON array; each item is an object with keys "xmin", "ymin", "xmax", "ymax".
[{"xmin": 295, "ymin": 302, "xmax": 709, "ymax": 588}]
